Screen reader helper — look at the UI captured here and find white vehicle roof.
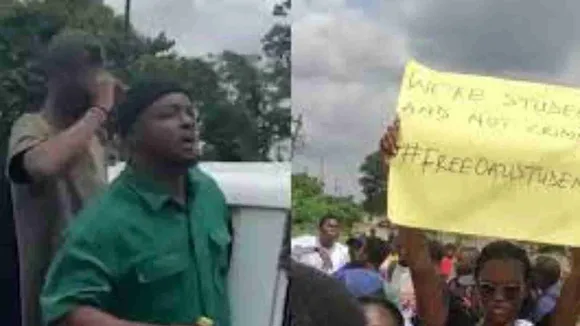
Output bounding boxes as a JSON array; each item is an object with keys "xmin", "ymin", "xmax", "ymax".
[{"xmin": 107, "ymin": 162, "xmax": 290, "ymax": 209}]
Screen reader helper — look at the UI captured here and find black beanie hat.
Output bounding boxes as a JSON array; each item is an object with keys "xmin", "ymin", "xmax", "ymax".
[{"xmin": 116, "ymin": 79, "xmax": 188, "ymax": 137}]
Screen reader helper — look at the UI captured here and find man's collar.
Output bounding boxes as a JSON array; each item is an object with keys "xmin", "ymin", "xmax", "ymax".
[
  {"xmin": 120, "ymin": 166, "xmax": 197, "ymax": 211},
  {"xmin": 316, "ymin": 237, "xmax": 337, "ymax": 251}
]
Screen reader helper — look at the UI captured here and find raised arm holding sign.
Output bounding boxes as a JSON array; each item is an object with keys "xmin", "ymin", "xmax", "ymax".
[
  {"xmin": 382, "ymin": 60, "xmax": 580, "ymax": 326},
  {"xmin": 382, "ymin": 123, "xmax": 580, "ymax": 326}
]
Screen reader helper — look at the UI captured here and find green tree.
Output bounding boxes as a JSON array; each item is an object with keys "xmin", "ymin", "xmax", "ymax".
[
  {"xmin": 292, "ymin": 173, "xmax": 365, "ymax": 235},
  {"xmin": 262, "ymin": 0, "xmax": 290, "ymax": 103},
  {"xmin": 359, "ymin": 151, "xmax": 388, "ymax": 215},
  {"xmin": 261, "ymin": 0, "xmax": 291, "ymax": 160},
  {"xmin": 291, "ymin": 173, "xmax": 325, "ymax": 230}
]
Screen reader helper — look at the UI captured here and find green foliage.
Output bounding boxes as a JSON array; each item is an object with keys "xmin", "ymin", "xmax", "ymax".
[
  {"xmin": 0, "ymin": 0, "xmax": 291, "ymax": 163},
  {"xmin": 292, "ymin": 173, "xmax": 366, "ymax": 235},
  {"xmin": 261, "ymin": 0, "xmax": 291, "ymax": 160},
  {"xmin": 359, "ymin": 151, "xmax": 388, "ymax": 215}
]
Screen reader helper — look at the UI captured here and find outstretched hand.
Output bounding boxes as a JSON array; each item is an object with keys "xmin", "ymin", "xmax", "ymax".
[{"xmin": 380, "ymin": 117, "xmax": 400, "ymax": 161}]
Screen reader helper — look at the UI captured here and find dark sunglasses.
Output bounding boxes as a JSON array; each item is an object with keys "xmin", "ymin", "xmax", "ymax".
[{"xmin": 478, "ymin": 282, "xmax": 522, "ymax": 302}]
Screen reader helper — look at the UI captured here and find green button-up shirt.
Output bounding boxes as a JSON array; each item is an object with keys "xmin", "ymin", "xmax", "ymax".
[{"xmin": 41, "ymin": 166, "xmax": 232, "ymax": 326}]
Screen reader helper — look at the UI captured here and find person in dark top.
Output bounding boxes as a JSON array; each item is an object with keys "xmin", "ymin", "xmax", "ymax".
[
  {"xmin": 346, "ymin": 236, "xmax": 366, "ymax": 264},
  {"xmin": 411, "ymin": 240, "xmax": 477, "ymax": 326},
  {"xmin": 448, "ymin": 247, "xmax": 481, "ymax": 319},
  {"xmin": 380, "ymin": 117, "xmax": 580, "ymax": 326},
  {"xmin": 284, "ymin": 213, "xmax": 365, "ymax": 326},
  {"xmin": 531, "ymin": 256, "xmax": 562, "ymax": 322},
  {"xmin": 359, "ymin": 296, "xmax": 405, "ymax": 326},
  {"xmin": 287, "ymin": 261, "xmax": 366, "ymax": 326}
]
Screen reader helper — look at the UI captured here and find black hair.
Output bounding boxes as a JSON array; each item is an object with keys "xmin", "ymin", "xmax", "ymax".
[
  {"xmin": 537, "ymin": 245, "xmax": 566, "ymax": 256},
  {"xmin": 42, "ymin": 29, "xmax": 104, "ymax": 78},
  {"xmin": 318, "ymin": 214, "xmax": 339, "ymax": 229},
  {"xmin": 365, "ymin": 238, "xmax": 391, "ymax": 268},
  {"xmin": 459, "ymin": 246, "xmax": 479, "ymax": 256},
  {"xmin": 288, "ymin": 261, "xmax": 366, "ymax": 326},
  {"xmin": 474, "ymin": 240, "xmax": 531, "ymax": 281},
  {"xmin": 456, "ymin": 246, "xmax": 480, "ymax": 275},
  {"xmin": 346, "ymin": 237, "xmax": 364, "ymax": 250},
  {"xmin": 534, "ymin": 255, "xmax": 561, "ymax": 288},
  {"xmin": 444, "ymin": 243, "xmax": 457, "ymax": 252},
  {"xmin": 537, "ymin": 312, "xmax": 552, "ymax": 326},
  {"xmin": 358, "ymin": 296, "xmax": 405, "ymax": 326},
  {"xmin": 428, "ymin": 239, "xmax": 445, "ymax": 263}
]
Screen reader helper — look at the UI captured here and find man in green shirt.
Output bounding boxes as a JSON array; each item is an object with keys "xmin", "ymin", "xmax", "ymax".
[{"xmin": 40, "ymin": 80, "xmax": 232, "ymax": 326}]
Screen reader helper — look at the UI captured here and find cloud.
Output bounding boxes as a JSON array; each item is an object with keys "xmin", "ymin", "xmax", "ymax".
[
  {"xmin": 292, "ymin": 10, "xmax": 406, "ymax": 83},
  {"xmin": 404, "ymin": 0, "xmax": 580, "ymax": 75},
  {"xmin": 104, "ymin": 0, "xmax": 276, "ymax": 56},
  {"xmin": 292, "ymin": 1, "xmax": 406, "ymax": 197},
  {"xmin": 293, "ymin": 0, "xmax": 580, "ymax": 200}
]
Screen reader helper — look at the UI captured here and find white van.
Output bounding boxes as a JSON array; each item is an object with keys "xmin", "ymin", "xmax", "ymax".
[{"xmin": 108, "ymin": 162, "xmax": 290, "ymax": 326}]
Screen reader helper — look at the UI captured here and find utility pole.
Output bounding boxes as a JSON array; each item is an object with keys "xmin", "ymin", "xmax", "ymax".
[
  {"xmin": 124, "ymin": 0, "xmax": 131, "ymax": 38},
  {"xmin": 319, "ymin": 156, "xmax": 325, "ymax": 188}
]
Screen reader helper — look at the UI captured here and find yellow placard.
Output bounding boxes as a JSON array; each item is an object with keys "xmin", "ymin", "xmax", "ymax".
[{"xmin": 388, "ymin": 60, "xmax": 580, "ymax": 246}]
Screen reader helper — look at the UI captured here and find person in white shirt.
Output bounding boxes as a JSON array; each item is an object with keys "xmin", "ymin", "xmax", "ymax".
[{"xmin": 291, "ymin": 215, "xmax": 350, "ymax": 274}]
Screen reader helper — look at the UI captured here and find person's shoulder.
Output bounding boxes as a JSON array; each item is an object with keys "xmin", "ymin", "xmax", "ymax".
[
  {"xmin": 292, "ymin": 235, "xmax": 316, "ymax": 247},
  {"xmin": 349, "ymin": 268, "xmax": 384, "ymax": 282},
  {"xmin": 189, "ymin": 166, "xmax": 226, "ymax": 199},
  {"xmin": 66, "ymin": 183, "xmax": 134, "ymax": 240},
  {"xmin": 8, "ymin": 113, "xmax": 51, "ymax": 148},
  {"xmin": 336, "ymin": 242, "xmax": 349, "ymax": 253},
  {"xmin": 444, "ymin": 292, "xmax": 479, "ymax": 326},
  {"xmin": 12, "ymin": 112, "xmax": 45, "ymax": 125},
  {"xmin": 292, "ymin": 235, "xmax": 316, "ymax": 242},
  {"xmin": 288, "ymin": 261, "xmax": 366, "ymax": 326},
  {"xmin": 189, "ymin": 166, "xmax": 219, "ymax": 186},
  {"xmin": 444, "ymin": 309, "xmax": 478, "ymax": 326},
  {"xmin": 10, "ymin": 112, "xmax": 50, "ymax": 134}
]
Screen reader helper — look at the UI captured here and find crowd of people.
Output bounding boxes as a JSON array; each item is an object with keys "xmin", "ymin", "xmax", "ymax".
[
  {"xmin": 290, "ymin": 214, "xmax": 580, "ymax": 326},
  {"xmin": 289, "ymin": 119, "xmax": 580, "ymax": 326}
]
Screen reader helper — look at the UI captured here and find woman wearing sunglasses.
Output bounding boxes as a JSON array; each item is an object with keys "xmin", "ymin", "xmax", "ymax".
[{"xmin": 380, "ymin": 119, "xmax": 580, "ymax": 326}]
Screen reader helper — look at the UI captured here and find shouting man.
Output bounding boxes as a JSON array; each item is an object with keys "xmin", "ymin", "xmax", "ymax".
[
  {"xmin": 6, "ymin": 30, "xmax": 118, "ymax": 326},
  {"xmin": 41, "ymin": 80, "xmax": 232, "ymax": 326}
]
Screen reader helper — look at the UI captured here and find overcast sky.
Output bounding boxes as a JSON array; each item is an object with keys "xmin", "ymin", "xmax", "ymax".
[
  {"xmin": 104, "ymin": 0, "xmax": 277, "ymax": 56},
  {"xmin": 292, "ymin": 0, "xmax": 580, "ymax": 200}
]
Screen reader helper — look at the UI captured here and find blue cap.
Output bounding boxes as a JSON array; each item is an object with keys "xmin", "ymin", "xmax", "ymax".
[{"xmin": 334, "ymin": 268, "xmax": 385, "ymax": 298}]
